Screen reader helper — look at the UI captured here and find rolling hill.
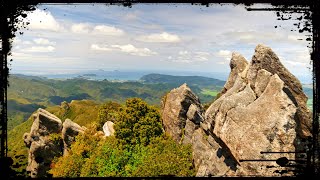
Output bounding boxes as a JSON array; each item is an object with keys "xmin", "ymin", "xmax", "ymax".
[{"xmin": 7, "ymin": 74, "xmax": 225, "ymax": 130}]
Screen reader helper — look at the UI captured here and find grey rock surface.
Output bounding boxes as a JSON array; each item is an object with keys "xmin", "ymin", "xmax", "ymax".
[
  {"xmin": 24, "ymin": 109, "xmax": 85, "ymax": 177},
  {"xmin": 161, "ymin": 83, "xmax": 204, "ymax": 144},
  {"xmin": 62, "ymin": 119, "xmax": 85, "ymax": 155},
  {"xmin": 162, "ymin": 44, "xmax": 311, "ymax": 176}
]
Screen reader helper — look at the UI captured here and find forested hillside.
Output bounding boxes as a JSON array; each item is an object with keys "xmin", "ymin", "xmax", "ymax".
[
  {"xmin": 7, "ymin": 74, "xmax": 225, "ymax": 130},
  {"xmin": 140, "ymin": 73, "xmax": 225, "ymax": 87}
]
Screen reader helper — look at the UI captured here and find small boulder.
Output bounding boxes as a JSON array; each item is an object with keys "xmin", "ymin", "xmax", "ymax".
[{"xmin": 103, "ymin": 121, "xmax": 115, "ymax": 136}]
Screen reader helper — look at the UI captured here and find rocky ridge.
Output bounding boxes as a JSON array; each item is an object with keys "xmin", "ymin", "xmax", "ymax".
[
  {"xmin": 161, "ymin": 44, "xmax": 311, "ymax": 176},
  {"xmin": 23, "ymin": 109, "xmax": 87, "ymax": 177}
]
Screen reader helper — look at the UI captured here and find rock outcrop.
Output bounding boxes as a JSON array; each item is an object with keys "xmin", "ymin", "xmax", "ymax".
[
  {"xmin": 23, "ymin": 109, "xmax": 85, "ymax": 178},
  {"xmin": 62, "ymin": 119, "xmax": 86, "ymax": 155},
  {"xmin": 161, "ymin": 44, "xmax": 311, "ymax": 176},
  {"xmin": 103, "ymin": 121, "xmax": 115, "ymax": 136},
  {"xmin": 247, "ymin": 44, "xmax": 311, "ymax": 138},
  {"xmin": 161, "ymin": 83, "xmax": 204, "ymax": 144},
  {"xmin": 23, "ymin": 109, "xmax": 63, "ymax": 178}
]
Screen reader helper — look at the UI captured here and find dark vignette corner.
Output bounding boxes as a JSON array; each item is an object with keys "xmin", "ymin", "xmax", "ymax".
[{"xmin": 0, "ymin": 0, "xmax": 319, "ymax": 178}]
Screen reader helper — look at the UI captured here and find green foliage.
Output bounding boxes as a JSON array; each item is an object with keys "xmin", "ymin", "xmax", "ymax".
[
  {"xmin": 97, "ymin": 101, "xmax": 121, "ymax": 129},
  {"xmin": 50, "ymin": 134, "xmax": 195, "ymax": 177},
  {"xmin": 49, "ymin": 133, "xmax": 63, "ymax": 145},
  {"xmin": 131, "ymin": 136, "xmax": 195, "ymax": 177},
  {"xmin": 200, "ymin": 89, "xmax": 219, "ymax": 96},
  {"xmin": 49, "ymin": 100, "xmax": 100, "ymax": 127},
  {"xmin": 7, "ymin": 116, "xmax": 34, "ymax": 177},
  {"xmin": 49, "ymin": 98, "xmax": 195, "ymax": 177},
  {"xmin": 114, "ymin": 98, "xmax": 163, "ymax": 146},
  {"xmin": 49, "ymin": 125, "xmax": 101, "ymax": 177}
]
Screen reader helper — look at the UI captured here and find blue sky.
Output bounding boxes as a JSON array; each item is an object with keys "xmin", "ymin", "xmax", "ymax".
[{"xmin": 9, "ymin": 3, "xmax": 312, "ymax": 82}]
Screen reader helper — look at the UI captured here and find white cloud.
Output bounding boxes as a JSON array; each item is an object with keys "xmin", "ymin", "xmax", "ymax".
[
  {"xmin": 221, "ymin": 30, "xmax": 310, "ymax": 46},
  {"xmin": 284, "ymin": 60, "xmax": 307, "ymax": 67},
  {"xmin": 71, "ymin": 23, "xmax": 91, "ymax": 34},
  {"xmin": 10, "ymin": 52, "xmax": 30, "ymax": 58},
  {"xmin": 279, "ymin": 48, "xmax": 311, "ymax": 69},
  {"xmin": 22, "ymin": 41, "xmax": 33, "ymax": 45},
  {"xmin": 92, "ymin": 25, "xmax": 125, "ymax": 36},
  {"xmin": 91, "ymin": 43, "xmax": 157, "ymax": 56},
  {"xmin": 137, "ymin": 32, "xmax": 181, "ymax": 43},
  {"xmin": 217, "ymin": 50, "xmax": 232, "ymax": 57},
  {"xmin": 167, "ymin": 50, "xmax": 210, "ymax": 63},
  {"xmin": 13, "ymin": 37, "xmax": 32, "ymax": 45},
  {"xmin": 217, "ymin": 61, "xmax": 227, "ymax": 65},
  {"xmin": 111, "ymin": 44, "xmax": 157, "ymax": 56},
  {"xmin": 194, "ymin": 51, "xmax": 211, "ymax": 62},
  {"xmin": 33, "ymin": 38, "xmax": 56, "ymax": 45},
  {"xmin": 123, "ymin": 12, "xmax": 139, "ymax": 21},
  {"xmin": 213, "ymin": 50, "xmax": 232, "ymax": 65},
  {"xmin": 178, "ymin": 51, "xmax": 189, "ymax": 55},
  {"xmin": 21, "ymin": 46, "xmax": 55, "ymax": 53},
  {"xmin": 91, "ymin": 44, "xmax": 112, "ymax": 51},
  {"xmin": 172, "ymin": 59, "xmax": 192, "ymax": 63},
  {"xmin": 22, "ymin": 9, "xmax": 63, "ymax": 32}
]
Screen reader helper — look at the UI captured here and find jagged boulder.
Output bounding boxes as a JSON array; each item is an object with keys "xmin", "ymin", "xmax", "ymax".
[
  {"xmin": 161, "ymin": 44, "xmax": 311, "ymax": 176},
  {"xmin": 103, "ymin": 121, "xmax": 115, "ymax": 136},
  {"xmin": 23, "ymin": 109, "xmax": 85, "ymax": 177},
  {"xmin": 247, "ymin": 44, "xmax": 311, "ymax": 138},
  {"xmin": 161, "ymin": 83, "xmax": 204, "ymax": 144},
  {"xmin": 23, "ymin": 108, "xmax": 63, "ymax": 178},
  {"xmin": 221, "ymin": 52, "xmax": 248, "ymax": 94},
  {"xmin": 62, "ymin": 119, "xmax": 85, "ymax": 155},
  {"xmin": 202, "ymin": 44, "xmax": 310, "ymax": 176}
]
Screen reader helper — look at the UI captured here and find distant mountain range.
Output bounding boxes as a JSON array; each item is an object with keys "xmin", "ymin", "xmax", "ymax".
[{"xmin": 140, "ymin": 73, "xmax": 226, "ymax": 87}]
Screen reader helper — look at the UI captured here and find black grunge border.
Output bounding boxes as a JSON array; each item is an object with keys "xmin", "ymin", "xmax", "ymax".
[{"xmin": 0, "ymin": 0, "xmax": 319, "ymax": 178}]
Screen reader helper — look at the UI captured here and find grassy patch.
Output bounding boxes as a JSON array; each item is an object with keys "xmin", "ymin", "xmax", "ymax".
[
  {"xmin": 8, "ymin": 116, "xmax": 34, "ymax": 177},
  {"xmin": 200, "ymin": 89, "xmax": 219, "ymax": 97}
]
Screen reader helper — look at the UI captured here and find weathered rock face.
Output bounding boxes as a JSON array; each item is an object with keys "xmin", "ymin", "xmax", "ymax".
[
  {"xmin": 192, "ymin": 128, "xmax": 238, "ymax": 176},
  {"xmin": 221, "ymin": 52, "xmax": 248, "ymax": 94},
  {"xmin": 62, "ymin": 119, "xmax": 85, "ymax": 155},
  {"xmin": 247, "ymin": 44, "xmax": 311, "ymax": 138},
  {"xmin": 103, "ymin": 121, "xmax": 115, "ymax": 136},
  {"xmin": 161, "ymin": 83, "xmax": 204, "ymax": 144},
  {"xmin": 161, "ymin": 44, "xmax": 311, "ymax": 176},
  {"xmin": 23, "ymin": 109, "xmax": 85, "ymax": 177},
  {"xmin": 23, "ymin": 109, "xmax": 63, "ymax": 178}
]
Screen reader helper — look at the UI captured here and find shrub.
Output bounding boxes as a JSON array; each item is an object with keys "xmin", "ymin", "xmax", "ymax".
[
  {"xmin": 114, "ymin": 98, "xmax": 163, "ymax": 146},
  {"xmin": 49, "ymin": 98, "xmax": 195, "ymax": 177},
  {"xmin": 97, "ymin": 101, "xmax": 121, "ymax": 130},
  {"xmin": 130, "ymin": 136, "xmax": 195, "ymax": 177}
]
